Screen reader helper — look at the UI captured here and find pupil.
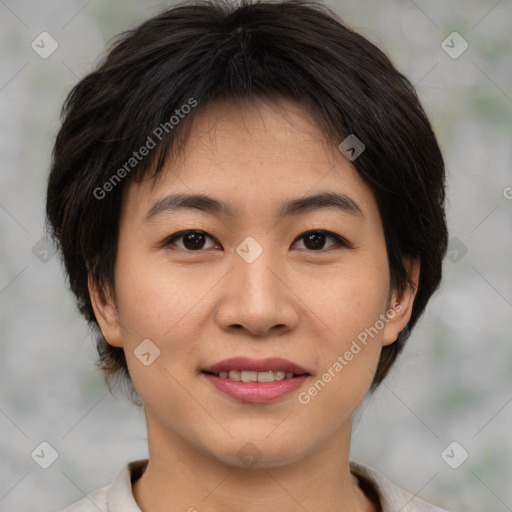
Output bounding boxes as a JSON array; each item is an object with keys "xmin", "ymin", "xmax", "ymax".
[
  {"xmin": 184, "ymin": 232, "xmax": 204, "ymax": 250},
  {"xmin": 305, "ymin": 232, "xmax": 325, "ymax": 250}
]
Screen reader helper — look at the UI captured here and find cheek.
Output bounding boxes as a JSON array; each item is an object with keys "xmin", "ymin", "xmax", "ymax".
[
  {"xmin": 113, "ymin": 250, "xmax": 217, "ymax": 363},
  {"xmin": 115, "ymin": 246, "xmax": 189, "ymax": 326},
  {"xmin": 311, "ymin": 261, "xmax": 389, "ymax": 340},
  {"xmin": 113, "ymin": 259, "xmax": 207, "ymax": 402},
  {"xmin": 302, "ymin": 288, "xmax": 386, "ymax": 422},
  {"xmin": 320, "ymin": 292, "xmax": 386, "ymax": 378},
  {"xmin": 306, "ymin": 259, "xmax": 389, "ymax": 390}
]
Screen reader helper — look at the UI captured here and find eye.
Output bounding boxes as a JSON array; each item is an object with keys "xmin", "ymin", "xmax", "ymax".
[
  {"xmin": 162, "ymin": 229, "xmax": 350, "ymax": 252},
  {"xmin": 163, "ymin": 230, "xmax": 220, "ymax": 251},
  {"xmin": 293, "ymin": 230, "xmax": 349, "ymax": 251}
]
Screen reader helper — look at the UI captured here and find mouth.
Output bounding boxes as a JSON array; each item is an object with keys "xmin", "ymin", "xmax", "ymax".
[
  {"xmin": 201, "ymin": 369, "xmax": 309, "ymax": 382},
  {"xmin": 201, "ymin": 356, "xmax": 311, "ymax": 380},
  {"xmin": 200, "ymin": 357, "xmax": 311, "ymax": 403}
]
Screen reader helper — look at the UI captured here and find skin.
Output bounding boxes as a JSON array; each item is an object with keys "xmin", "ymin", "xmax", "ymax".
[{"xmin": 89, "ymin": 96, "xmax": 419, "ymax": 512}]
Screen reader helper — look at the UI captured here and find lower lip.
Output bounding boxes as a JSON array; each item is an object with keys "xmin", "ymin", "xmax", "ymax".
[{"xmin": 202, "ymin": 373, "xmax": 309, "ymax": 403}]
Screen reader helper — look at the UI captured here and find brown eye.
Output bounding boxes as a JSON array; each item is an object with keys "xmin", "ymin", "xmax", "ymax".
[
  {"xmin": 163, "ymin": 229, "xmax": 349, "ymax": 253},
  {"xmin": 164, "ymin": 230, "xmax": 219, "ymax": 251},
  {"xmin": 293, "ymin": 230, "xmax": 348, "ymax": 251}
]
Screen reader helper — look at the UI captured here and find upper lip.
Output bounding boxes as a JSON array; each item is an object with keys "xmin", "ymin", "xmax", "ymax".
[{"xmin": 202, "ymin": 357, "xmax": 310, "ymax": 375}]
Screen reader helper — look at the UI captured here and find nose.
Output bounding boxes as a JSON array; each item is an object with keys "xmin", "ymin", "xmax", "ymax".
[{"xmin": 214, "ymin": 247, "xmax": 300, "ymax": 337}]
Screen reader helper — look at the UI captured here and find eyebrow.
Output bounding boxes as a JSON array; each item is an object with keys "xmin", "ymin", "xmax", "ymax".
[{"xmin": 143, "ymin": 191, "xmax": 364, "ymax": 223}]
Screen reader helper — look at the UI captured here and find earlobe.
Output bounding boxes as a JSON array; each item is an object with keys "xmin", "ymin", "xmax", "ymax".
[
  {"xmin": 88, "ymin": 274, "xmax": 124, "ymax": 348},
  {"xmin": 382, "ymin": 258, "xmax": 420, "ymax": 346}
]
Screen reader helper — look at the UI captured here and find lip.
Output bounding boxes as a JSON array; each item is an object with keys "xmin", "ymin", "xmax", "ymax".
[
  {"xmin": 201, "ymin": 357, "xmax": 311, "ymax": 404},
  {"xmin": 202, "ymin": 357, "xmax": 310, "ymax": 375},
  {"xmin": 202, "ymin": 373, "xmax": 309, "ymax": 403}
]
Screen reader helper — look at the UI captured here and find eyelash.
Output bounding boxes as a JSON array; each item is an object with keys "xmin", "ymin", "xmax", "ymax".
[{"xmin": 161, "ymin": 229, "xmax": 352, "ymax": 252}]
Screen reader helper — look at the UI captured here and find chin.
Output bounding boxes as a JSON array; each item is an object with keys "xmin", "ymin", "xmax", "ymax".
[{"xmin": 204, "ymin": 436, "xmax": 310, "ymax": 470}]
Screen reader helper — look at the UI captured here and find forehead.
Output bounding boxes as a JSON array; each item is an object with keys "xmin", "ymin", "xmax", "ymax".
[{"xmin": 120, "ymin": 97, "xmax": 380, "ymax": 226}]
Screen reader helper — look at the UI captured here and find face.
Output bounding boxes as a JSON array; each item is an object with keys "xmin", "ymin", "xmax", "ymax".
[{"xmin": 90, "ymin": 97, "xmax": 418, "ymax": 469}]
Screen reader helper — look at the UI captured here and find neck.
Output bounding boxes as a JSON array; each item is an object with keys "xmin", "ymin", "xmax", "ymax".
[{"xmin": 132, "ymin": 414, "xmax": 377, "ymax": 512}]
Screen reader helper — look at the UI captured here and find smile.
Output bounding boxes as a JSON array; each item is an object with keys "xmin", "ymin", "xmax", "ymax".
[
  {"xmin": 205, "ymin": 370, "xmax": 302, "ymax": 382},
  {"xmin": 201, "ymin": 373, "xmax": 310, "ymax": 403}
]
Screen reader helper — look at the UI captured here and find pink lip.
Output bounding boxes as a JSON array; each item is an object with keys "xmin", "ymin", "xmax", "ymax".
[
  {"xmin": 202, "ymin": 373, "xmax": 309, "ymax": 403},
  {"xmin": 201, "ymin": 357, "xmax": 310, "ymax": 403},
  {"xmin": 202, "ymin": 357, "xmax": 309, "ymax": 375}
]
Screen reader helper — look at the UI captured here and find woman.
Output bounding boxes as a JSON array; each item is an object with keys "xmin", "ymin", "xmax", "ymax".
[{"xmin": 46, "ymin": 1, "xmax": 449, "ymax": 510}]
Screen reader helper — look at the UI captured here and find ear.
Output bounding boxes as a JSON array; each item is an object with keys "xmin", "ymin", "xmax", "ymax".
[
  {"xmin": 88, "ymin": 273, "xmax": 124, "ymax": 348},
  {"xmin": 382, "ymin": 257, "xmax": 420, "ymax": 346}
]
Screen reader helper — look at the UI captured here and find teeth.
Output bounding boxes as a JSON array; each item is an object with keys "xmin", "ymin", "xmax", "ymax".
[
  {"xmin": 241, "ymin": 370, "xmax": 258, "ymax": 382},
  {"xmin": 257, "ymin": 371, "xmax": 275, "ymax": 383},
  {"xmin": 216, "ymin": 370, "xmax": 299, "ymax": 382}
]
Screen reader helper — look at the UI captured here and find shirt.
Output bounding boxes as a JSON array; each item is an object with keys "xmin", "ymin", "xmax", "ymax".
[{"xmin": 62, "ymin": 459, "xmax": 450, "ymax": 512}]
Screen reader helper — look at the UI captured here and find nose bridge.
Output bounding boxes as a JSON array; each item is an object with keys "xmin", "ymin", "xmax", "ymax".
[
  {"xmin": 233, "ymin": 240, "xmax": 283, "ymax": 302},
  {"xmin": 214, "ymin": 237, "xmax": 299, "ymax": 335}
]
